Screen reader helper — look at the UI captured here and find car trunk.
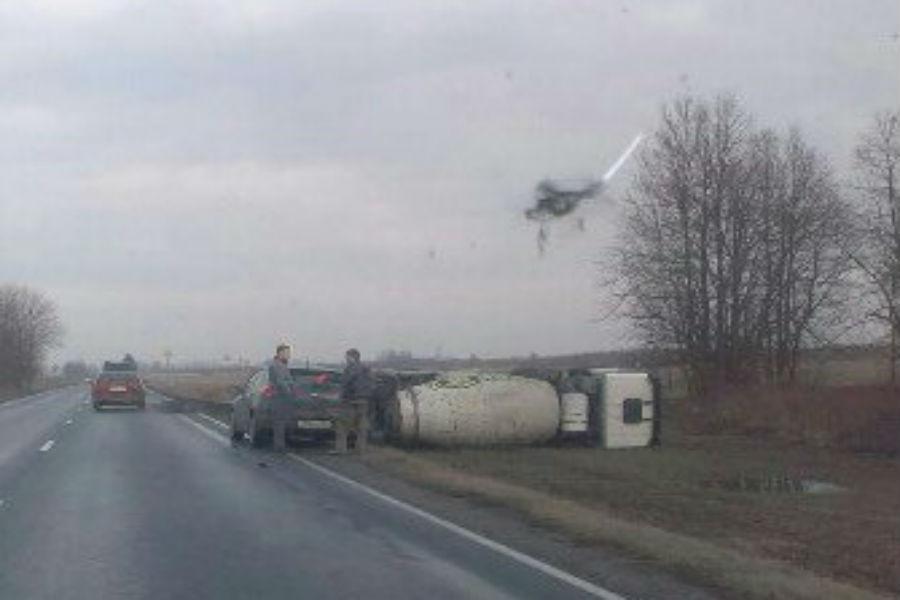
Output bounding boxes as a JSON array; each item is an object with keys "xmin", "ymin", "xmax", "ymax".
[
  {"xmin": 95, "ymin": 372, "xmax": 142, "ymax": 401},
  {"xmin": 289, "ymin": 369, "xmax": 343, "ymax": 419}
]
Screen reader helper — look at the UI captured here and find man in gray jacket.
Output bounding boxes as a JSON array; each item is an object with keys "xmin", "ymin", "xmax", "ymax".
[
  {"xmin": 268, "ymin": 343, "xmax": 295, "ymax": 452},
  {"xmin": 334, "ymin": 348, "xmax": 373, "ymax": 453}
]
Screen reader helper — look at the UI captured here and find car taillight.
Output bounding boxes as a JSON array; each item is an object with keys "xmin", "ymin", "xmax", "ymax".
[{"xmin": 261, "ymin": 384, "xmax": 275, "ymax": 399}]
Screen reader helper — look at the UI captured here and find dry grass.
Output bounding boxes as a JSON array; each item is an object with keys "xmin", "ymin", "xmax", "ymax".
[
  {"xmin": 361, "ymin": 446, "xmax": 890, "ymax": 600},
  {"xmin": 144, "ymin": 369, "xmax": 252, "ymax": 404},
  {"xmin": 798, "ymin": 352, "xmax": 893, "ymax": 387},
  {"xmin": 686, "ymin": 384, "xmax": 900, "ymax": 455},
  {"xmin": 0, "ymin": 384, "xmax": 19, "ymax": 402},
  {"xmin": 653, "ymin": 349, "xmax": 894, "ymax": 402}
]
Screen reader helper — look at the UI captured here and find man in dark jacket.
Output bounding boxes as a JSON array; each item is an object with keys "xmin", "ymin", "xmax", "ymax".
[
  {"xmin": 335, "ymin": 348, "xmax": 372, "ymax": 453},
  {"xmin": 268, "ymin": 343, "xmax": 295, "ymax": 452}
]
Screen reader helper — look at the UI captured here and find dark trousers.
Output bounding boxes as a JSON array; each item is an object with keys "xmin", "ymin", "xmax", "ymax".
[
  {"xmin": 272, "ymin": 398, "xmax": 292, "ymax": 451},
  {"xmin": 334, "ymin": 400, "xmax": 369, "ymax": 453},
  {"xmin": 272, "ymin": 418, "xmax": 288, "ymax": 451}
]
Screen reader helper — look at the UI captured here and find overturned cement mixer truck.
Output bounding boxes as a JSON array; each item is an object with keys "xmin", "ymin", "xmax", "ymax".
[{"xmin": 376, "ymin": 369, "xmax": 660, "ymax": 448}]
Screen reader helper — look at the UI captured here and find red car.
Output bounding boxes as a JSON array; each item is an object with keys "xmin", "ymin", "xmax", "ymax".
[{"xmin": 92, "ymin": 371, "xmax": 146, "ymax": 410}]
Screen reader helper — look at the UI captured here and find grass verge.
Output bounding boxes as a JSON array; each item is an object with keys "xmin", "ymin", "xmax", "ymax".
[
  {"xmin": 360, "ymin": 446, "xmax": 891, "ymax": 600},
  {"xmin": 143, "ymin": 370, "xmax": 251, "ymax": 404}
]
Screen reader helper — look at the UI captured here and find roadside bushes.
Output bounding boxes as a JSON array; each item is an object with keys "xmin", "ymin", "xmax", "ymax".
[{"xmin": 683, "ymin": 384, "xmax": 900, "ymax": 455}]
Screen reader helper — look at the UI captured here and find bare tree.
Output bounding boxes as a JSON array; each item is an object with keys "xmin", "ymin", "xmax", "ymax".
[
  {"xmin": 851, "ymin": 110, "xmax": 900, "ymax": 382},
  {"xmin": 613, "ymin": 95, "xmax": 853, "ymax": 393},
  {"xmin": 0, "ymin": 284, "xmax": 64, "ymax": 389}
]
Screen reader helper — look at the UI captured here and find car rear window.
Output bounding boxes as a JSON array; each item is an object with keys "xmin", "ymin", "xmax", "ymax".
[
  {"xmin": 103, "ymin": 361, "xmax": 136, "ymax": 372},
  {"xmin": 98, "ymin": 373, "xmax": 139, "ymax": 383}
]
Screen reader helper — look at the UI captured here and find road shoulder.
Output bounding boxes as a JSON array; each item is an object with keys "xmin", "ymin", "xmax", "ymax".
[{"xmin": 296, "ymin": 447, "xmax": 719, "ymax": 600}]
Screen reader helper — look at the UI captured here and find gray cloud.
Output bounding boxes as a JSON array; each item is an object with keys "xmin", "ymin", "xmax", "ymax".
[{"xmin": 0, "ymin": 0, "xmax": 897, "ymax": 364}]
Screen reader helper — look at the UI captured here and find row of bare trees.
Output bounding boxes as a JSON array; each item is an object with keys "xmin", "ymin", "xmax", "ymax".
[
  {"xmin": 0, "ymin": 284, "xmax": 63, "ymax": 390},
  {"xmin": 614, "ymin": 95, "xmax": 897, "ymax": 391},
  {"xmin": 851, "ymin": 112, "xmax": 900, "ymax": 381}
]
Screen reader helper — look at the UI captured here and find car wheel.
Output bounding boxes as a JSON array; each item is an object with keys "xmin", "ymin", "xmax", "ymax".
[
  {"xmin": 230, "ymin": 412, "xmax": 245, "ymax": 442},
  {"xmin": 137, "ymin": 401, "xmax": 146, "ymax": 410},
  {"xmin": 93, "ymin": 402, "xmax": 102, "ymax": 411},
  {"xmin": 249, "ymin": 413, "xmax": 269, "ymax": 448}
]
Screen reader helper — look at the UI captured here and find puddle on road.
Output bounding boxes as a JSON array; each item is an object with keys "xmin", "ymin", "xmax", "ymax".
[
  {"xmin": 800, "ymin": 479, "xmax": 846, "ymax": 494},
  {"xmin": 713, "ymin": 474, "xmax": 846, "ymax": 494}
]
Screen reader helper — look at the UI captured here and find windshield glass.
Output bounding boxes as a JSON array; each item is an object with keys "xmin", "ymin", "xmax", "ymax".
[{"xmin": 1, "ymin": 4, "xmax": 897, "ymax": 600}]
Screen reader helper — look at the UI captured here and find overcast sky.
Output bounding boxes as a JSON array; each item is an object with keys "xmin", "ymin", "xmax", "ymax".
[{"xmin": 1, "ymin": 1, "xmax": 898, "ymax": 366}]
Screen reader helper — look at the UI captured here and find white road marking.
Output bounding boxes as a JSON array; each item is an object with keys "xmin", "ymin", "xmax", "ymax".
[
  {"xmin": 0, "ymin": 397, "xmax": 34, "ymax": 411},
  {"xmin": 0, "ymin": 499, "xmax": 5, "ymax": 509},
  {"xmin": 65, "ymin": 419, "xmax": 73, "ymax": 425},
  {"xmin": 0, "ymin": 386, "xmax": 85, "ymax": 412},
  {"xmin": 197, "ymin": 413, "xmax": 229, "ymax": 430},
  {"xmin": 289, "ymin": 454, "xmax": 626, "ymax": 600},
  {"xmin": 176, "ymin": 414, "xmax": 625, "ymax": 600},
  {"xmin": 39, "ymin": 440, "xmax": 55, "ymax": 452},
  {"xmin": 176, "ymin": 414, "xmax": 229, "ymax": 446},
  {"xmin": 0, "ymin": 390, "xmax": 54, "ymax": 410}
]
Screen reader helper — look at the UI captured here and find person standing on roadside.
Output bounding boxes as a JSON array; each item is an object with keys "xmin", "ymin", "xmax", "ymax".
[
  {"xmin": 268, "ymin": 343, "xmax": 295, "ymax": 452},
  {"xmin": 334, "ymin": 348, "xmax": 373, "ymax": 454}
]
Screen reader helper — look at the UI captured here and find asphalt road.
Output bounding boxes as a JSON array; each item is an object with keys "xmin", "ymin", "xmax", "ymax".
[{"xmin": 0, "ymin": 387, "xmax": 710, "ymax": 600}]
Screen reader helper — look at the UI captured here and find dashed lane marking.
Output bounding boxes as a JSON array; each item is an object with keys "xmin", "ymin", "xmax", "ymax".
[{"xmin": 39, "ymin": 440, "xmax": 55, "ymax": 452}]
